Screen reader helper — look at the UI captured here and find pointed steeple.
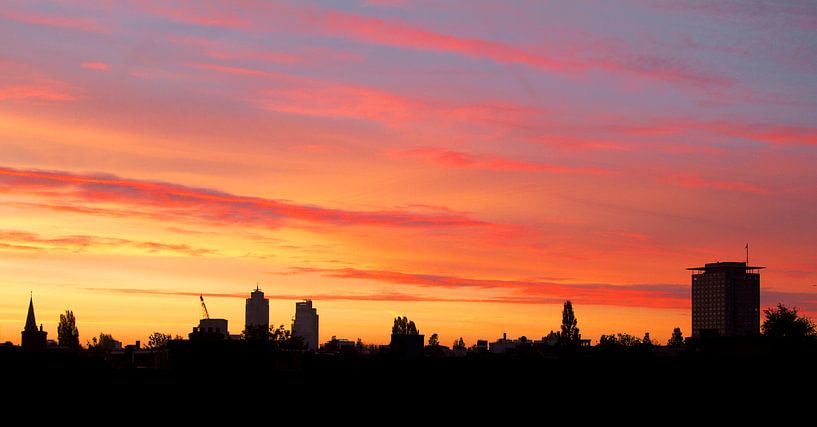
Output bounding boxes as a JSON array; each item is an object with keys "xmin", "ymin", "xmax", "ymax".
[
  {"xmin": 21, "ymin": 294, "xmax": 47, "ymax": 350},
  {"xmin": 24, "ymin": 294, "xmax": 38, "ymax": 332}
]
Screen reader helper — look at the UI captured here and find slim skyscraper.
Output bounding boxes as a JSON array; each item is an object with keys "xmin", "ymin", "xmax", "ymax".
[
  {"xmin": 688, "ymin": 261, "xmax": 763, "ymax": 337},
  {"xmin": 293, "ymin": 300, "xmax": 318, "ymax": 352},
  {"xmin": 245, "ymin": 286, "xmax": 269, "ymax": 332}
]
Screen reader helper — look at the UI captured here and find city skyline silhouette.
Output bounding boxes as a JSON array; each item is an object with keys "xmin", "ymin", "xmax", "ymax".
[
  {"xmin": 2, "ymin": 1, "xmax": 817, "ymax": 351},
  {"xmin": 6, "ymin": 259, "xmax": 812, "ymax": 352}
]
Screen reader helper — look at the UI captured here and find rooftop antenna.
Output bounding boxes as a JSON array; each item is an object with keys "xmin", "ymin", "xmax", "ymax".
[{"xmin": 745, "ymin": 243, "xmax": 749, "ymax": 265}]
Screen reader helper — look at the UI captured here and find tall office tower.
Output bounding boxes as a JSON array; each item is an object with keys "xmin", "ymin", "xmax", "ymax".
[
  {"xmin": 293, "ymin": 300, "xmax": 318, "ymax": 351},
  {"xmin": 245, "ymin": 286, "xmax": 269, "ymax": 332},
  {"xmin": 688, "ymin": 261, "xmax": 763, "ymax": 337}
]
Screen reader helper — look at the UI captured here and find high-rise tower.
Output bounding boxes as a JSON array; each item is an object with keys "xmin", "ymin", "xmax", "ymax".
[
  {"xmin": 292, "ymin": 300, "xmax": 318, "ymax": 351},
  {"xmin": 688, "ymin": 262, "xmax": 763, "ymax": 337},
  {"xmin": 245, "ymin": 285, "xmax": 269, "ymax": 333}
]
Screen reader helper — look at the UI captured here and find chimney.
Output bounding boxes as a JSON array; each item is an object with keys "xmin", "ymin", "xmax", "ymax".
[
  {"xmin": 503, "ymin": 332, "xmax": 507, "ymax": 340},
  {"xmin": 135, "ymin": 340, "xmax": 141, "ymax": 350}
]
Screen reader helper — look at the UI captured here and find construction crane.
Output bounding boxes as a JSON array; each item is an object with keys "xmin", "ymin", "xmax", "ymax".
[{"xmin": 199, "ymin": 294, "xmax": 210, "ymax": 320}]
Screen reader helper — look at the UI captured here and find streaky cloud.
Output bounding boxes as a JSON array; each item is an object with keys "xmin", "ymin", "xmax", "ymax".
[{"xmin": 0, "ymin": 166, "xmax": 493, "ymax": 230}]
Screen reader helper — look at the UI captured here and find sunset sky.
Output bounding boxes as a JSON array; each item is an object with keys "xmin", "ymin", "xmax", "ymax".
[{"xmin": 2, "ymin": 0, "xmax": 816, "ymax": 347}]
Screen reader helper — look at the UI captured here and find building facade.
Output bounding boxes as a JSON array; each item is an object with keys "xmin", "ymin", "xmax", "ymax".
[
  {"xmin": 191, "ymin": 318, "xmax": 230, "ymax": 340},
  {"xmin": 292, "ymin": 300, "xmax": 318, "ymax": 351},
  {"xmin": 245, "ymin": 286, "xmax": 269, "ymax": 333},
  {"xmin": 688, "ymin": 261, "xmax": 762, "ymax": 337}
]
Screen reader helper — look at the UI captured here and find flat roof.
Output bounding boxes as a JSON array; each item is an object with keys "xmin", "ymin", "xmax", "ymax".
[{"xmin": 687, "ymin": 261, "xmax": 765, "ymax": 271}]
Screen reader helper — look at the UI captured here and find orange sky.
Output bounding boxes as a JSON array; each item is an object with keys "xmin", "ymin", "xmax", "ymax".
[{"xmin": 1, "ymin": 0, "xmax": 816, "ymax": 347}]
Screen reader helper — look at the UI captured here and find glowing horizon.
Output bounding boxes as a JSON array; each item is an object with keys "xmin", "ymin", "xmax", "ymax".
[{"xmin": 1, "ymin": 0, "xmax": 816, "ymax": 347}]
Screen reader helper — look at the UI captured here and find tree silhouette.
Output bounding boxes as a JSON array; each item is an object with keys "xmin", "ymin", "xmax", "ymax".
[
  {"xmin": 270, "ymin": 325, "xmax": 306, "ymax": 350},
  {"xmin": 762, "ymin": 303, "xmax": 816, "ymax": 338},
  {"xmin": 642, "ymin": 332, "xmax": 653, "ymax": 350},
  {"xmin": 452, "ymin": 337, "xmax": 466, "ymax": 351},
  {"xmin": 667, "ymin": 327, "xmax": 684, "ymax": 347},
  {"xmin": 243, "ymin": 324, "xmax": 271, "ymax": 341},
  {"xmin": 57, "ymin": 310, "xmax": 80, "ymax": 350},
  {"xmin": 146, "ymin": 332, "xmax": 171, "ymax": 350},
  {"xmin": 428, "ymin": 333, "xmax": 439, "ymax": 347},
  {"xmin": 599, "ymin": 333, "xmax": 641, "ymax": 347},
  {"xmin": 559, "ymin": 300, "xmax": 580, "ymax": 345},
  {"xmin": 392, "ymin": 316, "xmax": 420, "ymax": 335},
  {"xmin": 241, "ymin": 324, "xmax": 305, "ymax": 349},
  {"xmin": 87, "ymin": 333, "xmax": 119, "ymax": 353}
]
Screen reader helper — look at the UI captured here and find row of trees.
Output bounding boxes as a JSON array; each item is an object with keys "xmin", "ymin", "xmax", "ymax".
[
  {"xmin": 392, "ymin": 300, "xmax": 816, "ymax": 352},
  {"xmin": 54, "ymin": 300, "xmax": 816, "ymax": 355},
  {"xmin": 242, "ymin": 324, "xmax": 305, "ymax": 350},
  {"xmin": 54, "ymin": 309, "xmax": 179, "ymax": 353}
]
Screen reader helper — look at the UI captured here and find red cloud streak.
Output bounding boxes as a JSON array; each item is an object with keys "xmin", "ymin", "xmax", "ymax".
[
  {"xmin": 0, "ymin": 229, "xmax": 214, "ymax": 256},
  {"xmin": 0, "ymin": 166, "xmax": 491, "ymax": 229},
  {"xmin": 284, "ymin": 267, "xmax": 689, "ymax": 309},
  {"xmin": 282, "ymin": 266, "xmax": 817, "ymax": 311}
]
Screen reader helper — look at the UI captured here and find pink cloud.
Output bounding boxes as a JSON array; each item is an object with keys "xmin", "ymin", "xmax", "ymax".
[
  {"xmin": 0, "ymin": 84, "xmax": 77, "ymax": 101},
  {"xmin": 259, "ymin": 84, "xmax": 421, "ymax": 126},
  {"xmin": 0, "ymin": 166, "xmax": 492, "ymax": 230},
  {"xmin": 185, "ymin": 62, "xmax": 291, "ymax": 79},
  {"xmin": 82, "ymin": 62, "xmax": 110, "ymax": 72},
  {"xmin": 166, "ymin": 35, "xmax": 363, "ymax": 67},
  {"xmin": 701, "ymin": 121, "xmax": 817, "ymax": 146},
  {"xmin": 188, "ymin": 61, "xmax": 534, "ymax": 131},
  {"xmin": 312, "ymin": 9, "xmax": 579, "ymax": 74},
  {"xmin": 397, "ymin": 147, "xmax": 610, "ymax": 175},
  {"xmin": 134, "ymin": 0, "xmax": 249, "ymax": 29},
  {"xmin": 462, "ymin": 114, "xmax": 817, "ymax": 151},
  {"xmin": 0, "ymin": 9, "xmax": 109, "ymax": 33},
  {"xmin": 664, "ymin": 174, "xmax": 768, "ymax": 194},
  {"xmin": 137, "ymin": 1, "xmax": 727, "ymax": 89}
]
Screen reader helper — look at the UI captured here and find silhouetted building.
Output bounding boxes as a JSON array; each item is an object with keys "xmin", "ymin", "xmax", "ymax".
[
  {"xmin": 21, "ymin": 295, "xmax": 47, "ymax": 351},
  {"xmin": 245, "ymin": 286, "xmax": 269, "ymax": 332},
  {"xmin": 490, "ymin": 332, "xmax": 518, "ymax": 354},
  {"xmin": 537, "ymin": 331, "xmax": 561, "ymax": 346},
  {"xmin": 293, "ymin": 300, "xmax": 318, "ymax": 352},
  {"xmin": 688, "ymin": 261, "xmax": 763, "ymax": 337},
  {"xmin": 390, "ymin": 333, "xmax": 424, "ymax": 359},
  {"xmin": 320, "ymin": 336, "xmax": 357, "ymax": 354},
  {"xmin": 191, "ymin": 318, "xmax": 230, "ymax": 340}
]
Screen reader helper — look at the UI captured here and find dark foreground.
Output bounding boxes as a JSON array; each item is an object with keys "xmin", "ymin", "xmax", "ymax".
[{"xmin": 4, "ymin": 339, "xmax": 816, "ymax": 410}]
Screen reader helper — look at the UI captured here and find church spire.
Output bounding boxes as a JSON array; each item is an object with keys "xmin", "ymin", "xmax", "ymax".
[
  {"xmin": 21, "ymin": 293, "xmax": 48, "ymax": 350},
  {"xmin": 24, "ymin": 294, "xmax": 38, "ymax": 332}
]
